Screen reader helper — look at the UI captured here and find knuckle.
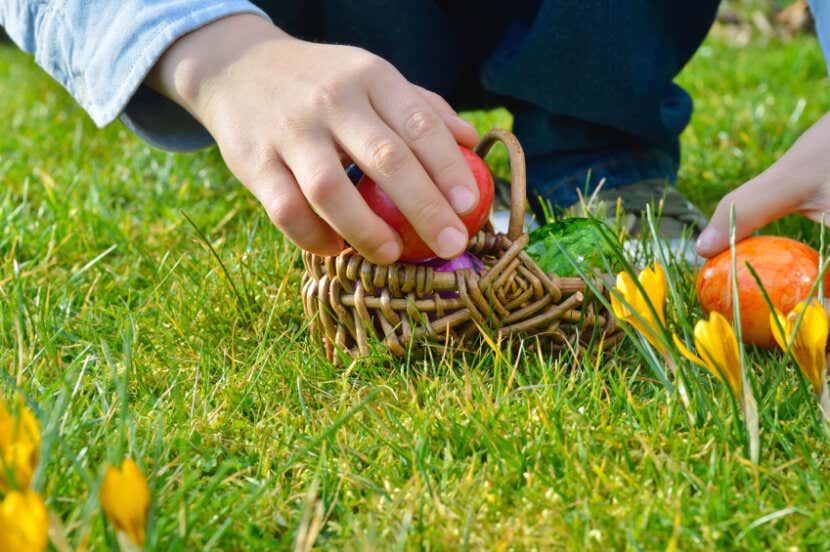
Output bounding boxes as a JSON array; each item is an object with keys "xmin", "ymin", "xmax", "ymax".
[
  {"xmin": 353, "ymin": 51, "xmax": 390, "ymax": 76},
  {"xmin": 261, "ymin": 179, "xmax": 307, "ymax": 229},
  {"xmin": 368, "ymin": 138, "xmax": 408, "ymax": 177},
  {"xmin": 277, "ymin": 114, "xmax": 311, "ymax": 136},
  {"xmin": 265, "ymin": 195, "xmax": 302, "ymax": 229},
  {"xmin": 351, "ymin": 228, "xmax": 383, "ymax": 250},
  {"xmin": 425, "ymin": 89, "xmax": 448, "ymax": 108},
  {"xmin": 240, "ymin": 150, "xmax": 282, "ymax": 188},
  {"xmin": 214, "ymin": 131, "xmax": 263, "ymax": 175},
  {"xmin": 309, "ymin": 82, "xmax": 345, "ymax": 111},
  {"xmin": 419, "ymin": 87, "xmax": 451, "ymax": 112},
  {"xmin": 430, "ymin": 155, "xmax": 464, "ymax": 185},
  {"xmin": 719, "ymin": 191, "xmax": 738, "ymax": 211},
  {"xmin": 250, "ymin": 149, "xmax": 280, "ymax": 176},
  {"xmin": 402, "ymin": 109, "xmax": 440, "ymax": 142},
  {"xmin": 304, "ymin": 167, "xmax": 342, "ymax": 205},
  {"xmin": 410, "ymin": 198, "xmax": 448, "ymax": 229}
]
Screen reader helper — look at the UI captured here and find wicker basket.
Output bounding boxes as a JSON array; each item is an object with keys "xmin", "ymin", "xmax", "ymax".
[{"xmin": 302, "ymin": 129, "xmax": 624, "ymax": 359}]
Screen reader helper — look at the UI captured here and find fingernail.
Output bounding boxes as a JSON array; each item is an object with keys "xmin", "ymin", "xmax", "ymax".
[
  {"xmin": 376, "ymin": 241, "xmax": 400, "ymax": 263},
  {"xmin": 448, "ymin": 185, "xmax": 477, "ymax": 213},
  {"xmin": 696, "ymin": 227, "xmax": 720, "ymax": 255},
  {"xmin": 436, "ymin": 226, "xmax": 467, "ymax": 258}
]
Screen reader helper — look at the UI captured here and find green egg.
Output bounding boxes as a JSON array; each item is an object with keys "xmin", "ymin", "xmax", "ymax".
[{"xmin": 525, "ymin": 217, "xmax": 623, "ymax": 277}]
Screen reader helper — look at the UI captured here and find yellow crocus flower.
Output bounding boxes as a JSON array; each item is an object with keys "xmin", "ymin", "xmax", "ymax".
[
  {"xmin": 673, "ymin": 311, "xmax": 743, "ymax": 399},
  {"xmin": 0, "ymin": 396, "xmax": 40, "ymax": 491},
  {"xmin": 0, "ymin": 489, "xmax": 49, "ymax": 552},
  {"xmin": 611, "ymin": 263, "xmax": 668, "ymax": 351},
  {"xmin": 100, "ymin": 458, "xmax": 151, "ymax": 547},
  {"xmin": 771, "ymin": 300, "xmax": 829, "ymax": 394}
]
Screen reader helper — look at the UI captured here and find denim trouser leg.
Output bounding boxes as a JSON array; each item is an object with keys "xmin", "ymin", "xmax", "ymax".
[
  {"xmin": 480, "ymin": 1, "xmax": 721, "ymax": 211},
  {"xmin": 252, "ymin": 0, "xmax": 471, "ymax": 99},
  {"xmin": 254, "ymin": 1, "xmax": 720, "ymax": 211}
]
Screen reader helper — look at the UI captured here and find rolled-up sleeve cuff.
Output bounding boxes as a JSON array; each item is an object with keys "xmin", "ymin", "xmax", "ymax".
[
  {"xmin": 36, "ymin": 1, "xmax": 270, "ymax": 151},
  {"xmin": 810, "ymin": 0, "xmax": 830, "ymax": 75},
  {"xmin": 121, "ymin": 82, "xmax": 215, "ymax": 152},
  {"xmin": 119, "ymin": 2, "xmax": 272, "ymax": 151}
]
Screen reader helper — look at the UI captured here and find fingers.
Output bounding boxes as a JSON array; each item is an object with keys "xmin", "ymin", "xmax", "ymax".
[
  {"xmin": 414, "ymin": 85, "xmax": 479, "ymax": 148},
  {"xmin": 369, "ymin": 79, "xmax": 480, "ymax": 217},
  {"xmin": 281, "ymin": 137, "xmax": 403, "ymax": 264},
  {"xmin": 369, "ymin": 79, "xmax": 478, "ymax": 214},
  {"xmin": 333, "ymin": 101, "xmax": 470, "ymax": 259},
  {"xmin": 696, "ymin": 175, "xmax": 804, "ymax": 257},
  {"xmin": 694, "ymin": 196, "xmax": 736, "ymax": 258},
  {"xmin": 248, "ymin": 159, "xmax": 344, "ymax": 256},
  {"xmin": 697, "ymin": 113, "xmax": 830, "ymax": 257},
  {"xmin": 213, "ymin": 44, "xmax": 481, "ymax": 262}
]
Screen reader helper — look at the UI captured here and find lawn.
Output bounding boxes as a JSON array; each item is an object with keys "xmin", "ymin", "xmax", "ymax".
[{"xmin": 2, "ymin": 14, "xmax": 830, "ymax": 551}]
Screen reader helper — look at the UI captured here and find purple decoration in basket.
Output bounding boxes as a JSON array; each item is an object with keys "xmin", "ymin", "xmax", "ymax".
[
  {"xmin": 371, "ymin": 252, "xmax": 486, "ymax": 336},
  {"xmin": 423, "ymin": 251, "xmax": 486, "ymax": 274},
  {"xmin": 419, "ymin": 251, "xmax": 485, "ymax": 301}
]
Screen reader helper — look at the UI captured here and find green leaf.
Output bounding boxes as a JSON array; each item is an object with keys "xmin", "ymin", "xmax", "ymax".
[{"xmin": 525, "ymin": 218, "xmax": 623, "ymax": 277}]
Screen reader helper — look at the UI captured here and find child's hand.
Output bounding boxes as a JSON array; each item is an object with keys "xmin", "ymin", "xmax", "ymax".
[
  {"xmin": 696, "ymin": 112, "xmax": 830, "ymax": 257},
  {"xmin": 147, "ymin": 14, "xmax": 480, "ymax": 264}
]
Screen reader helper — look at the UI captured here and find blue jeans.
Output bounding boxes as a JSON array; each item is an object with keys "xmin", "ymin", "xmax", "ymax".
[{"xmin": 256, "ymin": 1, "xmax": 720, "ymax": 213}]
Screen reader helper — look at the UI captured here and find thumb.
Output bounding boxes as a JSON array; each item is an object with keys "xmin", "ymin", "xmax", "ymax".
[{"xmin": 695, "ymin": 176, "xmax": 803, "ymax": 258}]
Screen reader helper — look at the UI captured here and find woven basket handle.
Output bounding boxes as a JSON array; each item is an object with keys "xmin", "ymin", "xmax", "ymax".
[{"xmin": 474, "ymin": 129, "xmax": 527, "ymax": 241}]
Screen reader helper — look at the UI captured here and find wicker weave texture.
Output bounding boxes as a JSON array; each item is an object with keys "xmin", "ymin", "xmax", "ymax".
[{"xmin": 301, "ymin": 129, "xmax": 623, "ymax": 359}]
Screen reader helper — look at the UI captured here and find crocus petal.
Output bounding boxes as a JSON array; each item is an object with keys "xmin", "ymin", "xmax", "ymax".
[
  {"xmin": 797, "ymin": 301, "xmax": 828, "ymax": 392},
  {"xmin": 611, "ymin": 274, "xmax": 640, "ymax": 327},
  {"xmin": 692, "ymin": 320, "xmax": 724, "ymax": 380},
  {"xmin": 673, "ymin": 334, "xmax": 709, "ymax": 372},
  {"xmin": 612, "ymin": 265, "xmax": 667, "ymax": 352},
  {"xmin": 712, "ymin": 312, "xmax": 743, "ymax": 397},
  {"xmin": 693, "ymin": 312, "xmax": 743, "ymax": 398},
  {"xmin": 0, "ymin": 397, "xmax": 40, "ymax": 491},
  {"xmin": 611, "ymin": 271, "xmax": 638, "ymax": 321},
  {"xmin": 779, "ymin": 301, "xmax": 829, "ymax": 394},
  {"xmin": 17, "ymin": 406, "xmax": 40, "ymax": 451},
  {"xmin": 100, "ymin": 458, "xmax": 151, "ymax": 547},
  {"xmin": 0, "ymin": 441, "xmax": 37, "ymax": 491},
  {"xmin": 0, "ymin": 490, "xmax": 48, "ymax": 552},
  {"xmin": 770, "ymin": 308, "xmax": 790, "ymax": 352},
  {"xmin": 633, "ymin": 322, "xmax": 664, "ymax": 352},
  {"xmin": 0, "ymin": 398, "xmax": 41, "ymax": 451},
  {"xmin": 639, "ymin": 264, "xmax": 668, "ymax": 325}
]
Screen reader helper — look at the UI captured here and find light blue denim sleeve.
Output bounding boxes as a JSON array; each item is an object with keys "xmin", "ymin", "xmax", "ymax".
[
  {"xmin": 0, "ymin": 1, "xmax": 270, "ymax": 151},
  {"xmin": 810, "ymin": 0, "xmax": 830, "ymax": 74}
]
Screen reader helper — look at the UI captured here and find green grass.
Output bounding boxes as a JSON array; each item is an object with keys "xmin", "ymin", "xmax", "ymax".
[{"xmin": 2, "ymin": 26, "xmax": 830, "ymax": 550}]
